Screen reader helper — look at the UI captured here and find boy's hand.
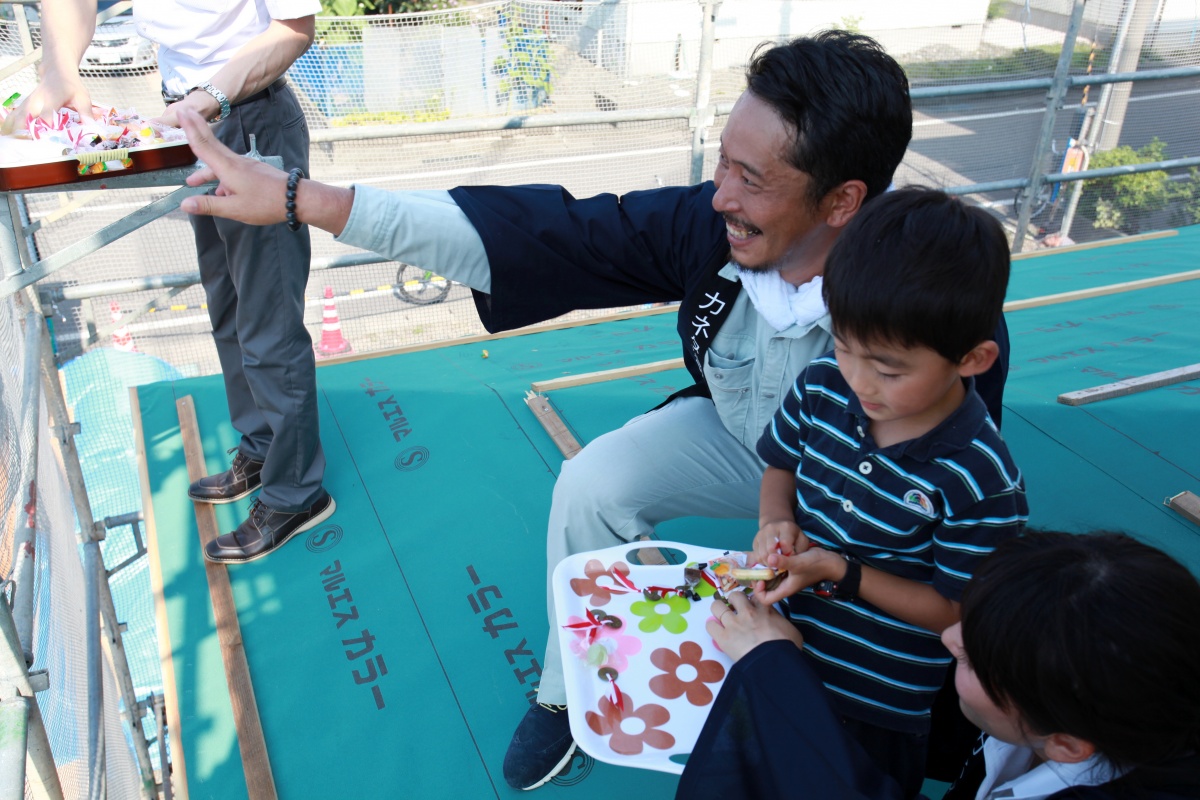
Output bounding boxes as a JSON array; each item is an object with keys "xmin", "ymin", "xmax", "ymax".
[
  {"xmin": 751, "ymin": 519, "xmax": 809, "ymax": 566},
  {"xmin": 753, "ymin": 548, "xmax": 847, "ymax": 606},
  {"xmin": 705, "ymin": 590, "xmax": 803, "ymax": 662}
]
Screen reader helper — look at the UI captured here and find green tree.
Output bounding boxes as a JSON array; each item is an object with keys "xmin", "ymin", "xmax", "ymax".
[
  {"xmin": 320, "ymin": 0, "xmax": 373, "ymax": 14},
  {"xmin": 316, "ymin": 0, "xmax": 375, "ymax": 43},
  {"xmin": 1080, "ymin": 138, "xmax": 1195, "ymax": 233}
]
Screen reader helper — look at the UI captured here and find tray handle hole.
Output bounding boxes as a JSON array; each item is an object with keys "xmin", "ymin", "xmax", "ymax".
[{"xmin": 625, "ymin": 544, "xmax": 686, "ymax": 566}]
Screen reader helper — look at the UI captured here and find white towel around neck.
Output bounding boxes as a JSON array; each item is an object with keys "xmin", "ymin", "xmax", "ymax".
[{"xmin": 737, "ymin": 268, "xmax": 827, "ymax": 332}]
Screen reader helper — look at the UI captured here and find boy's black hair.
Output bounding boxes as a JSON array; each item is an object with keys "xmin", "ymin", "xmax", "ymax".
[
  {"xmin": 746, "ymin": 30, "xmax": 911, "ymax": 205},
  {"xmin": 961, "ymin": 530, "xmax": 1200, "ymax": 770},
  {"xmin": 822, "ymin": 188, "xmax": 1009, "ymax": 363}
]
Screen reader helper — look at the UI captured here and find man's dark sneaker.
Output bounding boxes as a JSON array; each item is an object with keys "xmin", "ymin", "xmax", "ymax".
[
  {"xmin": 203, "ymin": 491, "xmax": 335, "ymax": 564},
  {"xmin": 188, "ymin": 448, "xmax": 264, "ymax": 504},
  {"xmin": 503, "ymin": 703, "xmax": 576, "ymax": 791}
]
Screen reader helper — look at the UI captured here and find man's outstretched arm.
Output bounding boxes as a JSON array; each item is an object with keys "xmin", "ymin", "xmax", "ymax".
[{"xmin": 178, "ymin": 109, "xmax": 492, "ymax": 292}]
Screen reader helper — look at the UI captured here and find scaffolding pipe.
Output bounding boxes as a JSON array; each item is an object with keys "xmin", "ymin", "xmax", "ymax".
[
  {"xmin": 83, "ymin": 540, "xmax": 106, "ymax": 800},
  {"xmin": 35, "ymin": 317, "xmax": 156, "ymax": 798},
  {"xmin": 10, "ymin": 309, "xmax": 42, "ymax": 666},
  {"xmin": 37, "ymin": 324, "xmax": 109, "ymax": 797},
  {"xmin": 1096, "ymin": 0, "xmax": 1162, "ymax": 152},
  {"xmin": 0, "ymin": 600, "xmax": 65, "ymax": 800},
  {"xmin": 155, "ymin": 694, "xmax": 173, "ymax": 800},
  {"xmin": 0, "ymin": 184, "xmax": 209, "ymax": 298},
  {"xmin": 1044, "ymin": 155, "xmax": 1200, "ymax": 183},
  {"xmin": 0, "ymin": 696, "xmax": 30, "ymax": 797},
  {"xmin": 290, "ymin": 64, "xmax": 1200, "ymax": 149},
  {"xmin": 36, "ymin": 150, "xmax": 1200, "ymax": 309},
  {"xmin": 97, "ymin": 574, "xmax": 157, "ymax": 799},
  {"xmin": 689, "ymin": 0, "xmax": 720, "ymax": 185},
  {"xmin": 1013, "ymin": 0, "xmax": 1089, "ymax": 254}
]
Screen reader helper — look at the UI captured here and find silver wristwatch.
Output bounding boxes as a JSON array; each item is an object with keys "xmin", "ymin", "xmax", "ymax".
[{"xmin": 188, "ymin": 82, "xmax": 231, "ymax": 122}]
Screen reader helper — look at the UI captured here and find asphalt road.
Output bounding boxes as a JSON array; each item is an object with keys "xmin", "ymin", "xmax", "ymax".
[{"xmin": 30, "ymin": 66, "xmax": 1200, "ymax": 373}]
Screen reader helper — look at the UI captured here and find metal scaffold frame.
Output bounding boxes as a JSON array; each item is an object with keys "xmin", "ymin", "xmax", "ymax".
[{"xmin": 1, "ymin": 0, "xmax": 1198, "ymax": 795}]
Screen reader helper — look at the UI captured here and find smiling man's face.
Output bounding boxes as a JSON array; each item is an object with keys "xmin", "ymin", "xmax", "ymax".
[{"xmin": 711, "ymin": 91, "xmax": 830, "ymax": 282}]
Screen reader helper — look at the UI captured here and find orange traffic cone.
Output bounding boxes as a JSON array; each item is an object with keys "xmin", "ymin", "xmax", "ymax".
[
  {"xmin": 110, "ymin": 301, "xmax": 136, "ymax": 352},
  {"xmin": 315, "ymin": 286, "xmax": 352, "ymax": 358}
]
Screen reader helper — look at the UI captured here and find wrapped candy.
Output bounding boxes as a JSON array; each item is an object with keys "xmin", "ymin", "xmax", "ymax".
[{"xmin": 5, "ymin": 96, "xmax": 185, "ymax": 155}]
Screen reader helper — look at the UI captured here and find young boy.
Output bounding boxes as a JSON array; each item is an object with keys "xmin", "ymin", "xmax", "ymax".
[
  {"xmin": 682, "ymin": 531, "xmax": 1200, "ymax": 800},
  {"xmin": 750, "ymin": 188, "xmax": 1029, "ymax": 796}
]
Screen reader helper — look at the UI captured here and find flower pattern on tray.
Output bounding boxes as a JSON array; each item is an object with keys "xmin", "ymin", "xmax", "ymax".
[
  {"xmin": 648, "ymin": 641, "xmax": 726, "ymax": 706},
  {"xmin": 570, "ymin": 559, "xmax": 633, "ymax": 606},
  {"xmin": 585, "ymin": 693, "xmax": 676, "ymax": 756},
  {"xmin": 567, "ymin": 614, "xmax": 642, "ymax": 672},
  {"xmin": 630, "ymin": 593, "xmax": 691, "ymax": 634}
]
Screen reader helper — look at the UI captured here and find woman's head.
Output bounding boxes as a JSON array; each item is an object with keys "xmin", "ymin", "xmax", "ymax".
[{"xmin": 948, "ymin": 530, "xmax": 1200, "ymax": 769}]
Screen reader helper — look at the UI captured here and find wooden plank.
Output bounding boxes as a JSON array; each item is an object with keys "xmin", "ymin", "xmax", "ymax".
[
  {"xmin": 634, "ymin": 535, "xmax": 669, "ymax": 566},
  {"xmin": 531, "ymin": 358, "xmax": 685, "ymax": 393},
  {"xmin": 1058, "ymin": 363, "xmax": 1200, "ymax": 406},
  {"xmin": 315, "ymin": 304, "xmax": 678, "ymax": 367},
  {"xmin": 1011, "ymin": 228, "xmax": 1176, "ymax": 261},
  {"xmin": 524, "ymin": 391, "xmax": 583, "ymax": 460},
  {"xmin": 131, "ymin": 387, "xmax": 190, "ymax": 800},
  {"xmin": 1166, "ymin": 491, "xmax": 1200, "ymax": 527},
  {"xmin": 176, "ymin": 396, "xmax": 277, "ymax": 800},
  {"xmin": 1004, "ymin": 268, "xmax": 1200, "ymax": 312},
  {"xmin": 522, "ymin": 392, "xmax": 668, "ymax": 565}
]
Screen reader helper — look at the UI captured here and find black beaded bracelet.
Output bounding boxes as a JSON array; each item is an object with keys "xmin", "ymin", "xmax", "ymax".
[{"xmin": 285, "ymin": 167, "xmax": 304, "ymax": 232}]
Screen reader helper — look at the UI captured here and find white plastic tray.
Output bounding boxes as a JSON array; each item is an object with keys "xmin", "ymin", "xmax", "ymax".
[{"xmin": 552, "ymin": 540, "xmax": 735, "ymax": 774}]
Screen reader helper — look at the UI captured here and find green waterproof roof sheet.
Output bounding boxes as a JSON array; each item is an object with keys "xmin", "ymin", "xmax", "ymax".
[{"xmin": 136, "ymin": 226, "xmax": 1200, "ymax": 799}]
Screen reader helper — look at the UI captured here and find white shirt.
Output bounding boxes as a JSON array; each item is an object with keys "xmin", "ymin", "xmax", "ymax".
[
  {"xmin": 975, "ymin": 736, "xmax": 1122, "ymax": 800},
  {"xmin": 134, "ymin": 0, "xmax": 319, "ymax": 94}
]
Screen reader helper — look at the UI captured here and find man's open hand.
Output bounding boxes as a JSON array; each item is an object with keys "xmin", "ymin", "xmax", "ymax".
[{"xmin": 178, "ymin": 108, "xmax": 289, "ymax": 225}]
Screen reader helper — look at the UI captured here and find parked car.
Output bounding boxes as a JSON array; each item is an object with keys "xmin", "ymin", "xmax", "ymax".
[
  {"xmin": 0, "ymin": 3, "xmax": 43, "ymax": 54},
  {"xmin": 81, "ymin": 0, "xmax": 156, "ymax": 72}
]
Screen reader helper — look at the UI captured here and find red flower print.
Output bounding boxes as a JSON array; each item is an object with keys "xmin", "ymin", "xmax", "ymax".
[
  {"xmin": 648, "ymin": 641, "xmax": 726, "ymax": 706},
  {"xmin": 570, "ymin": 559, "xmax": 634, "ymax": 606},
  {"xmin": 585, "ymin": 693, "xmax": 675, "ymax": 756}
]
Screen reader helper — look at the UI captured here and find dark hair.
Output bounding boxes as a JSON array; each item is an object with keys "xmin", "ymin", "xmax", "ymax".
[
  {"xmin": 961, "ymin": 530, "xmax": 1200, "ymax": 770},
  {"xmin": 822, "ymin": 187, "xmax": 1009, "ymax": 363},
  {"xmin": 745, "ymin": 30, "xmax": 911, "ymax": 205}
]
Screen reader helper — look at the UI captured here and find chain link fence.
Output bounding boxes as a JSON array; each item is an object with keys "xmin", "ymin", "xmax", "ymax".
[{"xmin": 1, "ymin": 0, "xmax": 1198, "ymax": 796}]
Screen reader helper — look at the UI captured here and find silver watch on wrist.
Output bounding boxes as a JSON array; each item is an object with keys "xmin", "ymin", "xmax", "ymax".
[{"xmin": 188, "ymin": 82, "xmax": 231, "ymax": 122}]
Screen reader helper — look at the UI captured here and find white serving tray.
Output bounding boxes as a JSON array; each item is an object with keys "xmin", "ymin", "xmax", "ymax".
[{"xmin": 552, "ymin": 540, "xmax": 735, "ymax": 774}]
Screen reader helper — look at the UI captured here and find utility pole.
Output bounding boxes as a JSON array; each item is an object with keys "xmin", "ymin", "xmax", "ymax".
[{"xmin": 1095, "ymin": 0, "xmax": 1161, "ymax": 151}]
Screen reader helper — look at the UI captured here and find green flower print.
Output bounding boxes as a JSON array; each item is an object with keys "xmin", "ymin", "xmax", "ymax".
[
  {"xmin": 630, "ymin": 593, "xmax": 691, "ymax": 634},
  {"xmin": 687, "ymin": 561, "xmax": 717, "ymax": 598}
]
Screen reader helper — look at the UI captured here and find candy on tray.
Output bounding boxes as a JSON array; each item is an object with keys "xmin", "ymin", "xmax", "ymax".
[
  {"xmin": 0, "ymin": 96, "xmax": 186, "ymax": 158},
  {"xmin": 700, "ymin": 553, "xmax": 788, "ymax": 593}
]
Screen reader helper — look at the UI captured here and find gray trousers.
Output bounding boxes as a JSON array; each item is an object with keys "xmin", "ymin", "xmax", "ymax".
[
  {"xmin": 536, "ymin": 395, "xmax": 764, "ymax": 704},
  {"xmin": 191, "ymin": 81, "xmax": 325, "ymax": 512}
]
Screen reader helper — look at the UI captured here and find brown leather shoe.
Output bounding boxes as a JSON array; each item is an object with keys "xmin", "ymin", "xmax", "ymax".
[
  {"xmin": 188, "ymin": 449, "xmax": 264, "ymax": 504},
  {"xmin": 203, "ymin": 492, "xmax": 335, "ymax": 564}
]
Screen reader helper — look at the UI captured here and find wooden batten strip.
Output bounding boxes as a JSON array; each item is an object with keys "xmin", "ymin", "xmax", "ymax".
[
  {"xmin": 176, "ymin": 396, "xmax": 277, "ymax": 800},
  {"xmin": 1058, "ymin": 363, "xmax": 1200, "ymax": 406},
  {"xmin": 1011, "ymin": 228, "xmax": 1176, "ymax": 261},
  {"xmin": 531, "ymin": 358, "xmax": 685, "ymax": 393},
  {"xmin": 524, "ymin": 391, "xmax": 583, "ymax": 460},
  {"xmin": 132, "ymin": 387, "xmax": 190, "ymax": 799},
  {"xmin": 1004, "ymin": 268, "xmax": 1200, "ymax": 312},
  {"xmin": 1166, "ymin": 491, "xmax": 1200, "ymax": 527}
]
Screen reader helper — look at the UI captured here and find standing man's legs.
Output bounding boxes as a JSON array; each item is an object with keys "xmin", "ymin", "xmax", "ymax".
[
  {"xmin": 189, "ymin": 82, "xmax": 332, "ymax": 562},
  {"xmin": 504, "ymin": 396, "xmax": 764, "ymax": 789}
]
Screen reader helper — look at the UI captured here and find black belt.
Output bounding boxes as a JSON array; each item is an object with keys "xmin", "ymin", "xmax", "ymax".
[{"xmin": 162, "ymin": 78, "xmax": 287, "ymax": 108}]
